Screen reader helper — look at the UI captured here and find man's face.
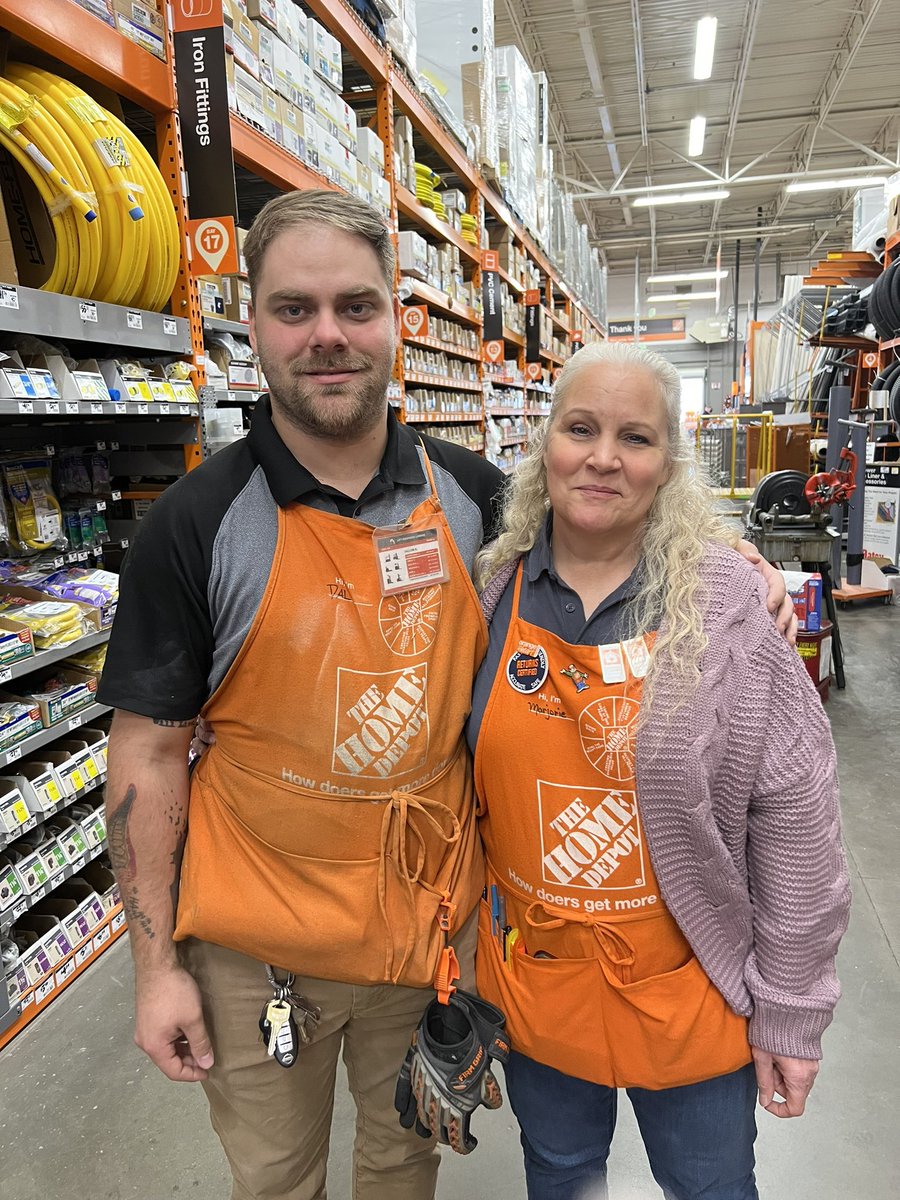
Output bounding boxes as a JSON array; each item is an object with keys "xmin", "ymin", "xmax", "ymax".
[{"xmin": 249, "ymin": 223, "xmax": 399, "ymax": 439}]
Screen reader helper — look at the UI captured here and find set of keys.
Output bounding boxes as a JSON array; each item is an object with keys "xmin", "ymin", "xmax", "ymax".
[{"xmin": 258, "ymin": 965, "xmax": 321, "ymax": 1069}]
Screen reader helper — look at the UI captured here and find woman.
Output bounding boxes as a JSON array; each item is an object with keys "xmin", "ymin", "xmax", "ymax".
[{"xmin": 469, "ymin": 342, "xmax": 850, "ymax": 1200}]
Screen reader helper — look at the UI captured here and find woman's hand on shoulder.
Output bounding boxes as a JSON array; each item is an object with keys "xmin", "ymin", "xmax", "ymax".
[
  {"xmin": 734, "ymin": 539, "xmax": 798, "ymax": 645},
  {"xmin": 752, "ymin": 1046, "xmax": 819, "ymax": 1118}
]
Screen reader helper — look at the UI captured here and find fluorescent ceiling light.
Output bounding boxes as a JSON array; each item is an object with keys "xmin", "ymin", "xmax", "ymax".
[
  {"xmin": 632, "ymin": 190, "xmax": 729, "ymax": 207},
  {"xmin": 647, "ymin": 270, "xmax": 728, "ymax": 283},
  {"xmin": 688, "ymin": 115, "xmax": 706, "ymax": 158},
  {"xmin": 649, "ymin": 291, "xmax": 719, "ymax": 302},
  {"xmin": 786, "ymin": 176, "xmax": 888, "ymax": 193},
  {"xmin": 693, "ymin": 16, "xmax": 717, "ymax": 80}
]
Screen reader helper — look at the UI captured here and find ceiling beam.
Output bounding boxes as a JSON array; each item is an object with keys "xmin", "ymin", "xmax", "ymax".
[
  {"xmin": 820, "ymin": 123, "xmax": 900, "ymax": 168},
  {"xmin": 762, "ymin": 0, "xmax": 883, "ymax": 252},
  {"xmin": 569, "ymin": 162, "xmax": 891, "ymax": 201},
  {"xmin": 703, "ymin": 0, "xmax": 763, "ymax": 260}
]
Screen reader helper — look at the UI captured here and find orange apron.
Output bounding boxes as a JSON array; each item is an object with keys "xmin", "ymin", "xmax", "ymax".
[
  {"xmin": 175, "ymin": 451, "xmax": 488, "ymax": 989},
  {"xmin": 475, "ymin": 564, "xmax": 750, "ymax": 1089}
]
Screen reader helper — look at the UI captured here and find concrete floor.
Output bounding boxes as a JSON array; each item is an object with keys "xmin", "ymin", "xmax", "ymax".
[{"xmin": 1, "ymin": 601, "xmax": 898, "ymax": 1200}]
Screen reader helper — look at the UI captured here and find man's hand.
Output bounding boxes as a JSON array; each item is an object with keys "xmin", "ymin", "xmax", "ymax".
[
  {"xmin": 134, "ymin": 965, "xmax": 215, "ymax": 1083},
  {"xmin": 191, "ymin": 716, "xmax": 216, "ymax": 761},
  {"xmin": 752, "ymin": 1047, "xmax": 819, "ymax": 1118},
  {"xmin": 735, "ymin": 539, "xmax": 798, "ymax": 645}
]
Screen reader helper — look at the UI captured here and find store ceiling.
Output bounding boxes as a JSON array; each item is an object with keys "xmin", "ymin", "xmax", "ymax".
[{"xmin": 493, "ymin": 0, "xmax": 900, "ymax": 282}]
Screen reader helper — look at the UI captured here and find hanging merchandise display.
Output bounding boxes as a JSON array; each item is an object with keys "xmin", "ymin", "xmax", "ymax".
[{"xmin": 0, "ymin": 66, "xmax": 179, "ymax": 311}]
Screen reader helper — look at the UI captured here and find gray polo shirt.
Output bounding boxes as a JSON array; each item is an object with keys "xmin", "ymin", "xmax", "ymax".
[{"xmin": 466, "ymin": 516, "xmax": 640, "ymax": 750}]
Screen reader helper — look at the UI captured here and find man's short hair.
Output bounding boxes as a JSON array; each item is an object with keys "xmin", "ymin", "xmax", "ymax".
[{"xmin": 244, "ymin": 189, "xmax": 396, "ymax": 298}]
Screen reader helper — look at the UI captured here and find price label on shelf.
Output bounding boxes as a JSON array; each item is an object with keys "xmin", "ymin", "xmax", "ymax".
[
  {"xmin": 113, "ymin": 404, "xmax": 126, "ymax": 416},
  {"xmin": 93, "ymin": 925, "xmax": 111, "ymax": 949},
  {"xmin": 159, "ymin": 403, "xmax": 170, "ymax": 414},
  {"xmin": 5, "ymin": 746, "xmax": 22, "ymax": 764},
  {"xmin": 90, "ymin": 402, "xmax": 104, "ymax": 415},
  {"xmin": 137, "ymin": 403, "xmax": 148, "ymax": 415},
  {"xmin": 126, "ymin": 311, "xmax": 143, "ymax": 330},
  {"xmin": 111, "ymin": 489, "xmax": 121, "ymax": 501},
  {"xmin": 163, "ymin": 317, "xmax": 178, "ymax": 336},
  {"xmin": 70, "ymin": 855, "xmax": 86, "ymax": 872},
  {"xmin": 79, "ymin": 301, "xmax": 98, "ymax": 323},
  {"xmin": 12, "ymin": 899, "xmax": 27, "ymax": 920},
  {"xmin": 111, "ymin": 911, "xmax": 126, "ymax": 932},
  {"xmin": 68, "ymin": 716, "xmax": 85, "ymax": 731},
  {"xmin": 0, "ymin": 667, "xmax": 11, "ymax": 684},
  {"xmin": 55, "ymin": 958, "xmax": 76, "ymax": 985},
  {"xmin": 96, "ymin": 500, "xmax": 106, "ymax": 511},
  {"xmin": 0, "ymin": 284, "xmax": 19, "ymax": 308},
  {"xmin": 45, "ymin": 401, "xmax": 59, "ymax": 414},
  {"xmin": 35, "ymin": 978, "xmax": 55, "ymax": 1004},
  {"xmin": 180, "ymin": 403, "xmax": 193, "ymax": 414},
  {"xmin": 65, "ymin": 401, "xmax": 80, "ymax": 415},
  {"xmin": 120, "ymin": 538, "xmax": 129, "ymax": 548},
  {"xmin": 17, "ymin": 400, "xmax": 33, "ymax": 414}
]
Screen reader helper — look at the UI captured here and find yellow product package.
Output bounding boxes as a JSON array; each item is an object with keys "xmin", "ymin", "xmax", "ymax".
[
  {"xmin": 2, "ymin": 460, "xmax": 64, "ymax": 554},
  {"xmin": 0, "ymin": 596, "xmax": 86, "ymax": 648}
]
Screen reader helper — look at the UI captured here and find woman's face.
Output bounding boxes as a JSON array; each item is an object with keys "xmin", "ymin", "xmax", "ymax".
[{"xmin": 543, "ymin": 363, "xmax": 672, "ymax": 546}]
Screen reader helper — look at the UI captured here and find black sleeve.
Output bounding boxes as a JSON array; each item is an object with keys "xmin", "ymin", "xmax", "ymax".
[
  {"xmin": 97, "ymin": 479, "xmax": 214, "ymax": 720},
  {"xmin": 418, "ymin": 433, "xmax": 508, "ymax": 543}
]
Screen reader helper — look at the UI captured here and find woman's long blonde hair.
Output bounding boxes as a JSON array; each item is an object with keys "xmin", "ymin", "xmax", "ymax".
[{"xmin": 475, "ymin": 342, "xmax": 735, "ymax": 696}]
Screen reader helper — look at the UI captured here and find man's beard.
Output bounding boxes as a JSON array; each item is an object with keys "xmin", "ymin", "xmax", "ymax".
[{"xmin": 261, "ymin": 347, "xmax": 395, "ymax": 439}]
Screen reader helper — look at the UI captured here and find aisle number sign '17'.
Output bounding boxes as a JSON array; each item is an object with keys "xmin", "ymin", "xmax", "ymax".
[{"xmin": 187, "ymin": 217, "xmax": 239, "ymax": 277}]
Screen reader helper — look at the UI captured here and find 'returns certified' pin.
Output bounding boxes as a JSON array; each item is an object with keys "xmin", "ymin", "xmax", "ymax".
[{"xmin": 506, "ymin": 640, "xmax": 549, "ymax": 693}]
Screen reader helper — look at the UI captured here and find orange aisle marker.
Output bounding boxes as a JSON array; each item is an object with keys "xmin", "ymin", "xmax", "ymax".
[
  {"xmin": 401, "ymin": 305, "xmax": 429, "ymax": 338},
  {"xmin": 188, "ymin": 216, "xmax": 240, "ymax": 277},
  {"xmin": 483, "ymin": 339, "xmax": 504, "ymax": 364}
]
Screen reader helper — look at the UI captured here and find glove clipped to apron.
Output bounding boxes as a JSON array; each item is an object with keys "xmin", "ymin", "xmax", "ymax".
[{"xmin": 394, "ymin": 989, "xmax": 510, "ymax": 1154}]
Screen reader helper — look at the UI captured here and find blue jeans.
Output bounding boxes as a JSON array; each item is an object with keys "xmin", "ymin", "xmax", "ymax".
[{"xmin": 504, "ymin": 1052, "xmax": 759, "ymax": 1200}]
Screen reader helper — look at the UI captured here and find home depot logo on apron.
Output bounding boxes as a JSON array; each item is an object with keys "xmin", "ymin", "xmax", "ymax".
[
  {"xmin": 475, "ymin": 564, "xmax": 750, "ymax": 1089},
  {"xmin": 175, "ymin": 451, "xmax": 488, "ymax": 989}
]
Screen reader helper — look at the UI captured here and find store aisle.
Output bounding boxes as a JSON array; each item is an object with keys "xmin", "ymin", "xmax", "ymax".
[{"xmin": 1, "ymin": 603, "xmax": 897, "ymax": 1200}]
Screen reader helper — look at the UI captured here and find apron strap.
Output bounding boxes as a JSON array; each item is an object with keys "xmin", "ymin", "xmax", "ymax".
[{"xmin": 524, "ymin": 900, "xmax": 638, "ymax": 977}]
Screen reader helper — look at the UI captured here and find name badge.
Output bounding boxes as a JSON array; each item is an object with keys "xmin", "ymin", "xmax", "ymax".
[
  {"xmin": 598, "ymin": 642, "xmax": 626, "ymax": 685},
  {"xmin": 373, "ymin": 525, "xmax": 450, "ymax": 596},
  {"xmin": 623, "ymin": 636, "xmax": 651, "ymax": 679}
]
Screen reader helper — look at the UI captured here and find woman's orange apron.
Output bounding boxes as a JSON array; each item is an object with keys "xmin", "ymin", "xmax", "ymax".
[
  {"xmin": 475, "ymin": 564, "xmax": 750, "ymax": 1088},
  {"xmin": 175, "ymin": 450, "xmax": 488, "ymax": 989}
]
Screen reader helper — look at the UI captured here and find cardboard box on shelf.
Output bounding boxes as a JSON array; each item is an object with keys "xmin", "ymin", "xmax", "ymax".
[
  {"xmin": 16, "ymin": 667, "xmax": 99, "ymax": 729},
  {"xmin": 276, "ymin": 0, "xmax": 307, "ymax": 60},
  {"xmin": 236, "ymin": 227, "xmax": 249, "ymax": 275},
  {"xmin": 115, "ymin": 14, "xmax": 166, "ymax": 59},
  {"xmin": 261, "ymin": 85, "xmax": 282, "ymax": 144},
  {"xmin": 356, "ymin": 161, "xmax": 372, "ymax": 202},
  {"xmin": 336, "ymin": 99, "xmax": 358, "ymax": 154},
  {"xmin": 223, "ymin": 0, "xmax": 260, "ymax": 78},
  {"xmin": 398, "ymin": 231, "xmax": 430, "ymax": 281},
  {"xmin": 272, "ymin": 36, "xmax": 304, "ymax": 106},
  {"xmin": 255, "ymin": 23, "xmax": 277, "ymax": 89},
  {"xmin": 207, "ymin": 345, "xmax": 260, "ymax": 390},
  {"xmin": 356, "ymin": 127, "xmax": 385, "ymax": 173},
  {"xmin": 246, "ymin": 0, "xmax": 277, "ymax": 34},
  {"xmin": 275, "ymin": 99, "xmax": 303, "ymax": 162},
  {"xmin": 234, "ymin": 62, "xmax": 266, "ymax": 130},
  {"xmin": 314, "ymin": 123, "xmax": 342, "ymax": 185},
  {"xmin": 312, "ymin": 75, "xmax": 340, "ymax": 139},
  {"xmin": 111, "ymin": 0, "xmax": 163, "ymax": 33},
  {"xmin": 307, "ymin": 18, "xmax": 342, "ymax": 89},
  {"xmin": 221, "ymin": 276, "xmax": 252, "ymax": 325},
  {"xmin": 197, "ymin": 275, "xmax": 225, "ymax": 318},
  {"xmin": 0, "ymin": 619, "xmax": 33, "ymax": 669},
  {"xmin": 0, "ymin": 758, "xmax": 66, "ymax": 816}
]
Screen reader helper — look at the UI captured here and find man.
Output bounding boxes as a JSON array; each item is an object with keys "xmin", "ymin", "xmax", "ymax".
[{"xmin": 101, "ymin": 190, "xmax": 791, "ymax": 1200}]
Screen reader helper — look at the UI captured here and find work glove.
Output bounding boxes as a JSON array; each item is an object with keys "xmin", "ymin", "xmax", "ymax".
[{"xmin": 394, "ymin": 989, "xmax": 509, "ymax": 1154}]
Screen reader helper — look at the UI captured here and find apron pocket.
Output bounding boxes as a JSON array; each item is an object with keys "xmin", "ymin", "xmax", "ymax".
[
  {"xmin": 178, "ymin": 776, "xmax": 433, "ymax": 986},
  {"xmin": 475, "ymin": 902, "xmax": 613, "ymax": 1086},
  {"xmin": 599, "ymin": 956, "xmax": 750, "ymax": 1089}
]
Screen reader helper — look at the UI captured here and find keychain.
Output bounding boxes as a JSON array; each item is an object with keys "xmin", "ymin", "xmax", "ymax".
[{"xmin": 258, "ymin": 964, "xmax": 322, "ymax": 1068}]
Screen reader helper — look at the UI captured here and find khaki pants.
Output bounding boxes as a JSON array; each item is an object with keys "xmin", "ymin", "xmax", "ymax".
[{"xmin": 180, "ymin": 912, "xmax": 477, "ymax": 1200}]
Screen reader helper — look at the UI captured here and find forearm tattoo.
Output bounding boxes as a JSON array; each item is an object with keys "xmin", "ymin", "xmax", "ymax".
[
  {"xmin": 107, "ymin": 784, "xmax": 155, "ymax": 940},
  {"xmin": 153, "ymin": 718, "xmax": 195, "ymax": 727}
]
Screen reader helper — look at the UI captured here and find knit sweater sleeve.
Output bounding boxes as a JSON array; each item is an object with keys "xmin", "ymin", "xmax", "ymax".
[{"xmin": 740, "ymin": 613, "xmax": 851, "ymax": 1059}]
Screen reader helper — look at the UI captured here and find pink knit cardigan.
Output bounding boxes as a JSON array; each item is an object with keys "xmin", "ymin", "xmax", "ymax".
[{"xmin": 479, "ymin": 542, "xmax": 851, "ymax": 1060}]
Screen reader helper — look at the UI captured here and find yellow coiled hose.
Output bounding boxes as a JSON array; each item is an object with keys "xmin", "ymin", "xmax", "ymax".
[{"xmin": 0, "ymin": 65, "xmax": 179, "ymax": 311}]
